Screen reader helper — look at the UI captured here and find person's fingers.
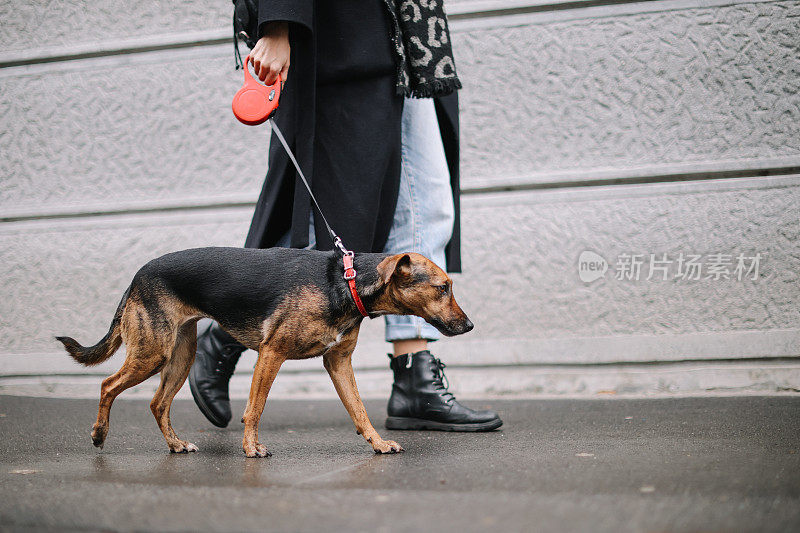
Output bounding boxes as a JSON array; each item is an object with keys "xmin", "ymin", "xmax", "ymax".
[
  {"xmin": 249, "ymin": 49, "xmax": 287, "ymax": 85},
  {"xmin": 264, "ymin": 61, "xmax": 282, "ymax": 85},
  {"xmin": 280, "ymin": 62, "xmax": 290, "ymax": 84},
  {"xmin": 248, "ymin": 45, "xmax": 261, "ymax": 67}
]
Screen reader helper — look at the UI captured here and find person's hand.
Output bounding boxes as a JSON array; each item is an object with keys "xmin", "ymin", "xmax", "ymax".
[{"xmin": 250, "ymin": 21, "xmax": 289, "ymax": 85}]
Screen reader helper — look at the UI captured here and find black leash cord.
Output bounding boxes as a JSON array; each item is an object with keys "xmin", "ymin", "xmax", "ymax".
[{"xmin": 269, "ymin": 119, "xmax": 351, "ymax": 256}]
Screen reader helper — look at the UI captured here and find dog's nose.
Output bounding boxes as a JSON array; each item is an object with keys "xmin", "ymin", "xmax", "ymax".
[{"xmin": 463, "ymin": 319, "xmax": 474, "ymax": 333}]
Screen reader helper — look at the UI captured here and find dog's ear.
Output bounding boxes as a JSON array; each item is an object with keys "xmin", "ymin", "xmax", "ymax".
[{"xmin": 377, "ymin": 254, "xmax": 413, "ymax": 284}]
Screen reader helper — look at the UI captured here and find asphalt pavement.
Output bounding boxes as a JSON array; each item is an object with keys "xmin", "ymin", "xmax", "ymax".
[{"xmin": 0, "ymin": 395, "xmax": 798, "ymax": 532}]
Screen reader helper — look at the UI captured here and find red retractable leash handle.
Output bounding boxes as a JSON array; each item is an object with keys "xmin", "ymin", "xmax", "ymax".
[{"xmin": 231, "ymin": 55, "xmax": 282, "ymax": 126}]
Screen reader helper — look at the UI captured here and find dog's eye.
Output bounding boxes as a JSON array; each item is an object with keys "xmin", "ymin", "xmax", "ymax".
[{"xmin": 436, "ymin": 284, "xmax": 449, "ymax": 295}]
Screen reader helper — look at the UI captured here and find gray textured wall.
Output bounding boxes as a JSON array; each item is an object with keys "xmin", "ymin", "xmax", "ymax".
[{"xmin": 1, "ymin": 0, "xmax": 798, "ymax": 397}]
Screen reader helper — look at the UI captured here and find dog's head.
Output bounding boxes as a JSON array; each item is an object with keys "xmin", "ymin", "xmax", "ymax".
[{"xmin": 375, "ymin": 253, "xmax": 473, "ymax": 337}]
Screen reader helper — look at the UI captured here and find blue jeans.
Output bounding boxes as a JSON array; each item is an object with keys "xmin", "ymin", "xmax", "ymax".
[
  {"xmin": 382, "ymin": 97, "xmax": 454, "ymax": 342},
  {"xmin": 290, "ymin": 97, "xmax": 454, "ymax": 342}
]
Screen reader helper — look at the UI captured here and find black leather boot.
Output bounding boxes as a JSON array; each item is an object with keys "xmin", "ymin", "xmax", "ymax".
[
  {"xmin": 188, "ymin": 320, "xmax": 246, "ymax": 428},
  {"xmin": 385, "ymin": 350, "xmax": 503, "ymax": 432}
]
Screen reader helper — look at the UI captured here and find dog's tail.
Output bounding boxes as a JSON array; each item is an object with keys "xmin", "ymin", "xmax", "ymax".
[{"xmin": 56, "ymin": 285, "xmax": 131, "ymax": 366}]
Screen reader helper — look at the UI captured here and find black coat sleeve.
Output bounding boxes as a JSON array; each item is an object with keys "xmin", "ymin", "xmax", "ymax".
[{"xmin": 258, "ymin": 0, "xmax": 313, "ymax": 36}]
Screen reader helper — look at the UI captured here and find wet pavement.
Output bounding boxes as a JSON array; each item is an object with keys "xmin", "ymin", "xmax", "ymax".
[{"xmin": 0, "ymin": 395, "xmax": 798, "ymax": 532}]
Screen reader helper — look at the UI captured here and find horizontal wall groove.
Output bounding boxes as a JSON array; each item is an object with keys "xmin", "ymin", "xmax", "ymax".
[
  {"xmin": 3, "ymin": 161, "xmax": 798, "ymax": 224},
  {"xmin": 0, "ymin": 32, "xmax": 231, "ymax": 70},
  {"xmin": 460, "ymin": 165, "xmax": 800, "ymax": 195},
  {"xmin": 0, "ymin": 0, "xmax": 778, "ymax": 70},
  {"xmin": 3, "ymin": 356, "xmax": 798, "ymax": 379},
  {"xmin": 451, "ymin": 0, "xmax": 660, "ymax": 19},
  {"xmin": 6, "ymin": 331, "xmax": 798, "ymax": 377},
  {"xmin": 0, "ymin": 200, "xmax": 256, "ymax": 224}
]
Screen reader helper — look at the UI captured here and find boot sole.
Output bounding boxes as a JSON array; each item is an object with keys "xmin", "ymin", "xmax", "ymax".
[
  {"xmin": 188, "ymin": 364, "xmax": 230, "ymax": 428},
  {"xmin": 385, "ymin": 416, "xmax": 503, "ymax": 432}
]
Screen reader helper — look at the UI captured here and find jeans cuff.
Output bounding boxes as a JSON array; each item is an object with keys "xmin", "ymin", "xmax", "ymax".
[{"xmin": 384, "ymin": 319, "xmax": 441, "ymax": 342}]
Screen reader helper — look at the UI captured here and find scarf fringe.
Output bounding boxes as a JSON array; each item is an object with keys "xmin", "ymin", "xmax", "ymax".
[
  {"xmin": 386, "ymin": 0, "xmax": 461, "ymax": 99},
  {"xmin": 398, "ymin": 78, "xmax": 463, "ymax": 99}
]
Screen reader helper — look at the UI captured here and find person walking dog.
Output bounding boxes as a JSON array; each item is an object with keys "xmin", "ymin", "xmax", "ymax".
[{"xmin": 189, "ymin": 0, "xmax": 502, "ymax": 432}]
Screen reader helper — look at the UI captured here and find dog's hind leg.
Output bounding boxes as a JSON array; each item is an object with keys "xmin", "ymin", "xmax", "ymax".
[
  {"xmin": 92, "ymin": 353, "xmax": 159, "ymax": 449},
  {"xmin": 241, "ymin": 344, "xmax": 285, "ymax": 458},
  {"xmin": 92, "ymin": 296, "xmax": 172, "ymax": 448},
  {"xmin": 150, "ymin": 319, "xmax": 199, "ymax": 453},
  {"xmin": 92, "ymin": 296, "xmax": 170, "ymax": 449}
]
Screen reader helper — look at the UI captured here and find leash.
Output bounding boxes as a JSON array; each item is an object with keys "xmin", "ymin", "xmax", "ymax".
[
  {"xmin": 231, "ymin": 56, "xmax": 369, "ymax": 317},
  {"xmin": 269, "ymin": 120, "xmax": 370, "ymax": 317},
  {"xmin": 267, "ymin": 122, "xmax": 347, "ymax": 256}
]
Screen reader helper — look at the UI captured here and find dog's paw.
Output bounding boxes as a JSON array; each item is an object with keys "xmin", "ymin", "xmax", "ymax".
[
  {"xmin": 244, "ymin": 442, "xmax": 272, "ymax": 458},
  {"xmin": 91, "ymin": 423, "xmax": 108, "ymax": 449},
  {"xmin": 371, "ymin": 439, "xmax": 404, "ymax": 454},
  {"xmin": 169, "ymin": 440, "xmax": 199, "ymax": 454}
]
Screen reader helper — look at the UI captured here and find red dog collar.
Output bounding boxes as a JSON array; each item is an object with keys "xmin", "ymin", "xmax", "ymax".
[{"xmin": 343, "ymin": 253, "xmax": 369, "ymax": 317}]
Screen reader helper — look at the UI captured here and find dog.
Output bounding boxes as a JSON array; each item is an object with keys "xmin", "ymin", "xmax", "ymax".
[{"xmin": 57, "ymin": 247, "xmax": 473, "ymax": 457}]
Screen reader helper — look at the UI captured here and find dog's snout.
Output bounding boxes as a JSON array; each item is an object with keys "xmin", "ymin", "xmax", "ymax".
[{"xmin": 463, "ymin": 319, "xmax": 474, "ymax": 333}]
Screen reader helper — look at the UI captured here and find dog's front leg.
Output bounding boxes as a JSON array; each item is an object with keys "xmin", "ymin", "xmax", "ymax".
[
  {"xmin": 242, "ymin": 344, "xmax": 285, "ymax": 458},
  {"xmin": 323, "ymin": 347, "xmax": 404, "ymax": 454}
]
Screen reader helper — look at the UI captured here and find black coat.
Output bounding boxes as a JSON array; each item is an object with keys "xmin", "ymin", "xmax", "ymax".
[{"xmin": 243, "ymin": 0, "xmax": 462, "ymax": 272}]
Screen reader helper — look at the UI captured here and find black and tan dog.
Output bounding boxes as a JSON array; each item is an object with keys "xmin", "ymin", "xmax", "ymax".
[{"xmin": 57, "ymin": 247, "xmax": 473, "ymax": 457}]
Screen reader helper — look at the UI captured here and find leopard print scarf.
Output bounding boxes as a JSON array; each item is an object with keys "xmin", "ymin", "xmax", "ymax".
[{"xmin": 383, "ymin": 0, "xmax": 463, "ymax": 98}]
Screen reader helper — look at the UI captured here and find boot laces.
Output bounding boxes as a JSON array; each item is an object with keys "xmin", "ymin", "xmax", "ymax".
[
  {"xmin": 432, "ymin": 358, "xmax": 455, "ymax": 404},
  {"xmin": 214, "ymin": 345, "xmax": 242, "ymax": 379}
]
